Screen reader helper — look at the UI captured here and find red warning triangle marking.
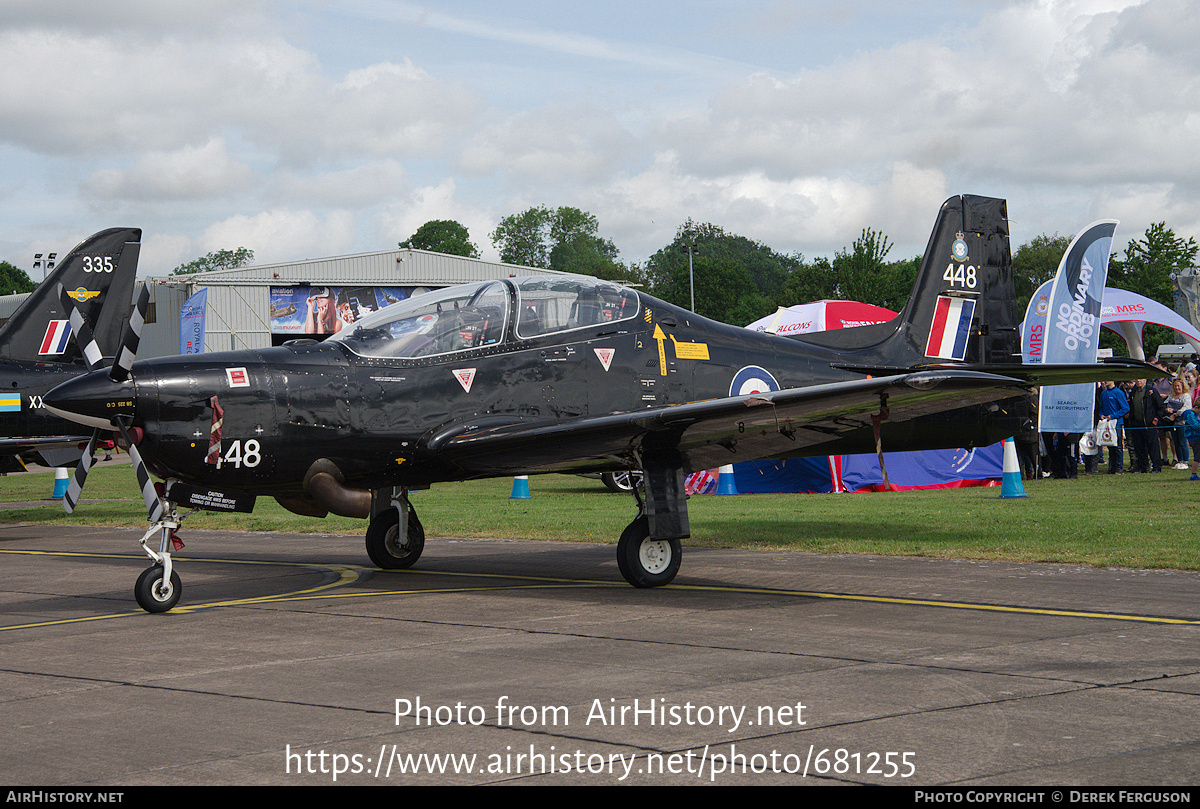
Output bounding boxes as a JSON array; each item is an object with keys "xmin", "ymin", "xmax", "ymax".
[
  {"xmin": 594, "ymin": 348, "xmax": 614, "ymax": 371},
  {"xmin": 453, "ymin": 368, "xmax": 476, "ymax": 393}
]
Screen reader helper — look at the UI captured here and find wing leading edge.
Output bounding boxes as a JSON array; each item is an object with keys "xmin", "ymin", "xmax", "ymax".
[{"xmin": 429, "ymin": 369, "xmax": 1028, "ymax": 477}]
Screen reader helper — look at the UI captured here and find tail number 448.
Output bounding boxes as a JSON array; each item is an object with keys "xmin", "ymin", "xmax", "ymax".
[
  {"xmin": 943, "ymin": 263, "xmax": 977, "ymax": 289},
  {"xmin": 217, "ymin": 439, "xmax": 262, "ymax": 469}
]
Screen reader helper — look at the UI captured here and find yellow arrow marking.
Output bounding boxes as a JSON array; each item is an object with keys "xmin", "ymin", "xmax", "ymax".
[{"xmin": 652, "ymin": 324, "xmax": 667, "ymax": 376}]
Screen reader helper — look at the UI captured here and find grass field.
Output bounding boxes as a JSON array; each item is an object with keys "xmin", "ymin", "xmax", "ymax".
[{"xmin": 4, "ymin": 462, "xmax": 1197, "ymax": 570}]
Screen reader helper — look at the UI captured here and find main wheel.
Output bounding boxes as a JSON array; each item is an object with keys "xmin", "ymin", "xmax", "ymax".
[
  {"xmin": 601, "ymin": 470, "xmax": 641, "ymax": 493},
  {"xmin": 366, "ymin": 507, "xmax": 425, "ymax": 569},
  {"xmin": 616, "ymin": 515, "xmax": 681, "ymax": 588},
  {"xmin": 134, "ymin": 566, "xmax": 182, "ymax": 613}
]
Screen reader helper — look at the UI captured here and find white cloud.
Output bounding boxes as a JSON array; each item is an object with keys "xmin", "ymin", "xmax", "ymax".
[
  {"xmin": 200, "ymin": 210, "xmax": 357, "ymax": 265},
  {"xmin": 459, "ymin": 104, "xmax": 637, "ymax": 183},
  {"xmin": 271, "ymin": 160, "xmax": 409, "ymax": 209},
  {"xmin": 375, "ymin": 179, "xmax": 497, "ymax": 259},
  {"xmin": 2, "ymin": 0, "xmax": 1199, "ymax": 280},
  {"xmin": 82, "ymin": 139, "xmax": 257, "ymax": 200},
  {"xmin": 140, "ymin": 232, "xmax": 195, "ymax": 277},
  {"xmin": 594, "ymin": 154, "xmax": 950, "ymax": 260},
  {"xmin": 0, "ymin": 30, "xmax": 479, "ymax": 166}
]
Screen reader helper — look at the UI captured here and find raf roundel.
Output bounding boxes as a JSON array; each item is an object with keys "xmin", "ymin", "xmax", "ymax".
[{"xmin": 730, "ymin": 365, "xmax": 780, "ymax": 397}]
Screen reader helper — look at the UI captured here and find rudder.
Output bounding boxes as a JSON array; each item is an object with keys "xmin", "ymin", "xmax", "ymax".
[
  {"xmin": 0, "ymin": 228, "xmax": 141, "ymax": 364},
  {"xmin": 793, "ymin": 195, "xmax": 1018, "ymax": 369}
]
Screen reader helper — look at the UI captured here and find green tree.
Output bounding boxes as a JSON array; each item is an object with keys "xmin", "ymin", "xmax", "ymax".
[
  {"xmin": 645, "ymin": 220, "xmax": 800, "ymax": 323},
  {"xmin": 1012, "ymin": 233, "xmax": 1072, "ymax": 316},
  {"xmin": 1109, "ymin": 222, "xmax": 1199, "ymax": 355},
  {"xmin": 832, "ymin": 228, "xmax": 892, "ymax": 305},
  {"xmin": 0, "ymin": 261, "xmax": 36, "ymax": 294},
  {"xmin": 781, "ymin": 256, "xmax": 837, "ymax": 304},
  {"xmin": 399, "ymin": 220, "xmax": 480, "ymax": 258},
  {"xmin": 1110, "ymin": 222, "xmax": 1198, "ymax": 307},
  {"xmin": 876, "ymin": 255, "xmax": 920, "ymax": 312},
  {"xmin": 172, "ymin": 247, "xmax": 255, "ymax": 276},
  {"xmin": 490, "ymin": 205, "xmax": 631, "ymax": 280},
  {"xmin": 491, "ymin": 206, "xmax": 553, "ymax": 268}
]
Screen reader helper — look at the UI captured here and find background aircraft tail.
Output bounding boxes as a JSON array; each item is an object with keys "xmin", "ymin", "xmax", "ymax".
[
  {"xmin": 792, "ymin": 195, "xmax": 1020, "ymax": 369},
  {"xmin": 0, "ymin": 228, "xmax": 141, "ymax": 364}
]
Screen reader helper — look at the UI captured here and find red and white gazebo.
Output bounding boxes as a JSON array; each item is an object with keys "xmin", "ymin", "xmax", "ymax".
[
  {"xmin": 745, "ymin": 300, "xmax": 897, "ymax": 337},
  {"xmin": 1100, "ymin": 287, "xmax": 1200, "ymax": 360}
]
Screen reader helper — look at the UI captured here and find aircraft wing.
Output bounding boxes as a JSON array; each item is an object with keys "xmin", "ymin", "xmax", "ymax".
[
  {"xmin": 0, "ymin": 436, "xmax": 89, "ymax": 454},
  {"xmin": 0, "ymin": 436, "xmax": 89, "ymax": 472},
  {"xmin": 428, "ymin": 369, "xmax": 1028, "ymax": 476},
  {"xmin": 832, "ymin": 357, "xmax": 1160, "ymax": 386}
]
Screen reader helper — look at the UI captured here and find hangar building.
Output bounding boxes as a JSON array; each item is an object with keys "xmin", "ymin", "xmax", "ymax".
[{"xmin": 136, "ymin": 247, "xmax": 569, "ymax": 359}]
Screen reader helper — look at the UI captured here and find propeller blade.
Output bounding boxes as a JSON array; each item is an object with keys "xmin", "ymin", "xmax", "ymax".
[
  {"xmin": 115, "ymin": 419, "xmax": 164, "ymax": 524},
  {"xmin": 57, "ymin": 283, "xmax": 104, "ymax": 372},
  {"xmin": 63, "ymin": 430, "xmax": 99, "ymax": 515},
  {"xmin": 110, "ymin": 284, "xmax": 149, "ymax": 383}
]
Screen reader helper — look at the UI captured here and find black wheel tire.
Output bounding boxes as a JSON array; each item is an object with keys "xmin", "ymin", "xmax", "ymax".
[
  {"xmin": 134, "ymin": 566, "xmax": 182, "ymax": 613},
  {"xmin": 366, "ymin": 508, "xmax": 425, "ymax": 569},
  {"xmin": 616, "ymin": 515, "xmax": 681, "ymax": 588},
  {"xmin": 601, "ymin": 470, "xmax": 641, "ymax": 493}
]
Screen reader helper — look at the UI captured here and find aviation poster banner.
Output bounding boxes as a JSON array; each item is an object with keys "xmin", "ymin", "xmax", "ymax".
[
  {"xmin": 1036, "ymin": 220, "xmax": 1118, "ymax": 433},
  {"xmin": 179, "ymin": 288, "xmax": 207, "ymax": 355},
  {"xmin": 268, "ymin": 285, "xmax": 425, "ymax": 336}
]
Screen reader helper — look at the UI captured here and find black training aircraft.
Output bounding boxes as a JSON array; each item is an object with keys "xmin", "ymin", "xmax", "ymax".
[
  {"xmin": 45, "ymin": 196, "xmax": 1153, "ymax": 612},
  {"xmin": 0, "ymin": 228, "xmax": 139, "ymax": 472}
]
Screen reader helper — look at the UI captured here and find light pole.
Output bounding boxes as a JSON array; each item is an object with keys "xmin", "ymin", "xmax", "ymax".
[
  {"xmin": 32, "ymin": 252, "xmax": 56, "ymax": 282},
  {"xmin": 683, "ymin": 239, "xmax": 697, "ymax": 312}
]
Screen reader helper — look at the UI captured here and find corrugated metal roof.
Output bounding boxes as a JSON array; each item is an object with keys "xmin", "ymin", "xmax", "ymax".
[{"xmin": 157, "ymin": 248, "xmax": 569, "ymax": 286}]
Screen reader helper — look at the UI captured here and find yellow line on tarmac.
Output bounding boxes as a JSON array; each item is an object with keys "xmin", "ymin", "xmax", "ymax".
[
  {"xmin": 175, "ymin": 566, "xmax": 1200, "ymax": 625},
  {"xmin": 0, "ymin": 550, "xmax": 365, "ymax": 631},
  {"xmin": 650, "ymin": 583, "xmax": 1200, "ymax": 625},
  {"xmin": 3, "ymin": 550, "xmax": 1198, "ymax": 627}
]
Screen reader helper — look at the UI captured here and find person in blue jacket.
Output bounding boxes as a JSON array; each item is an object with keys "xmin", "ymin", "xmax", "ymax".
[{"xmin": 1098, "ymin": 380, "xmax": 1130, "ymax": 474}]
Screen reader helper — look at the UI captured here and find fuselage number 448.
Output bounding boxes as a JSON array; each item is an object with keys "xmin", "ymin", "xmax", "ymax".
[{"xmin": 217, "ymin": 439, "xmax": 261, "ymax": 469}]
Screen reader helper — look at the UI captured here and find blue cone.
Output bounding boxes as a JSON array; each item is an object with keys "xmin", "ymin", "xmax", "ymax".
[
  {"xmin": 715, "ymin": 464, "xmax": 738, "ymax": 495},
  {"xmin": 509, "ymin": 475, "xmax": 531, "ymax": 499},
  {"xmin": 52, "ymin": 467, "xmax": 69, "ymax": 498},
  {"xmin": 998, "ymin": 437, "xmax": 1027, "ymax": 498}
]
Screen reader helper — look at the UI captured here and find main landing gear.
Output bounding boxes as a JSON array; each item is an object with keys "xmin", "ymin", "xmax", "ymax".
[
  {"xmin": 616, "ymin": 515, "xmax": 681, "ymax": 587},
  {"xmin": 365, "ymin": 488, "xmax": 424, "ymax": 570},
  {"xmin": 615, "ymin": 453, "xmax": 688, "ymax": 588}
]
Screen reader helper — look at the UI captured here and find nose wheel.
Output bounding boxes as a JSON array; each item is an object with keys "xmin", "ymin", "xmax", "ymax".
[
  {"xmin": 134, "ymin": 565, "xmax": 182, "ymax": 613},
  {"xmin": 132, "ymin": 511, "xmax": 186, "ymax": 613}
]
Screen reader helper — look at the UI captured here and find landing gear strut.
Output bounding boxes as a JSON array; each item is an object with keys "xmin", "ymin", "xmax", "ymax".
[
  {"xmin": 134, "ymin": 508, "xmax": 185, "ymax": 613},
  {"xmin": 366, "ymin": 488, "xmax": 424, "ymax": 569},
  {"xmin": 615, "ymin": 449, "xmax": 687, "ymax": 588}
]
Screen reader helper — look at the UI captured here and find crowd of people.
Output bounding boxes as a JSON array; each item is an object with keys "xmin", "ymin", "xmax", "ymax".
[{"xmin": 1031, "ymin": 354, "xmax": 1200, "ymax": 482}]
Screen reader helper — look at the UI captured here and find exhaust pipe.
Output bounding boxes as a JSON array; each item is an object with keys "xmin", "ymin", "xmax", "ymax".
[{"xmin": 302, "ymin": 459, "xmax": 371, "ymax": 519}]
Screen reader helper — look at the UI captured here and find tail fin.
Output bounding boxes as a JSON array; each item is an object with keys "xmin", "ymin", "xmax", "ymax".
[
  {"xmin": 791, "ymin": 195, "xmax": 1019, "ymax": 368},
  {"xmin": 0, "ymin": 228, "xmax": 141, "ymax": 364}
]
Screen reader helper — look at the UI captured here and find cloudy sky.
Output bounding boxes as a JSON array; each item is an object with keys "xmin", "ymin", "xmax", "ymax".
[{"xmin": 1, "ymin": 0, "xmax": 1196, "ymax": 278}]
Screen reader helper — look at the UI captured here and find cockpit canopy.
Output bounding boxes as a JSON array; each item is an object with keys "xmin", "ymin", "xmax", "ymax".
[{"xmin": 330, "ymin": 275, "xmax": 640, "ymax": 359}]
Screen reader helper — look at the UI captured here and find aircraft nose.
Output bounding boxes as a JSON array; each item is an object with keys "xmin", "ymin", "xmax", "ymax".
[{"xmin": 43, "ymin": 370, "xmax": 137, "ymax": 431}]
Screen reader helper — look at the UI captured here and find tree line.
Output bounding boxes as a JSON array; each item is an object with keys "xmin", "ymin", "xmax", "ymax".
[
  {"xmin": 400, "ymin": 209, "xmax": 925, "ymax": 326},
  {"xmin": 9, "ymin": 205, "xmax": 1173, "ymax": 352},
  {"xmin": 397, "ymin": 207, "xmax": 1199, "ymax": 343}
]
